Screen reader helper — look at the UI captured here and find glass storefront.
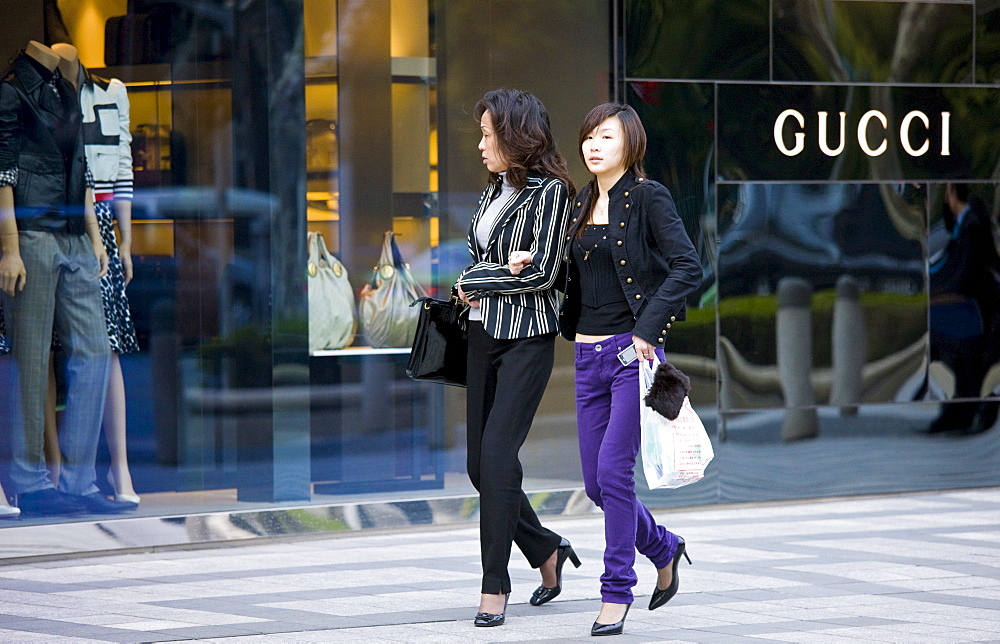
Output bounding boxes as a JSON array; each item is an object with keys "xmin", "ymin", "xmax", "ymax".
[
  {"xmin": 626, "ymin": 0, "xmax": 1000, "ymax": 509},
  {"xmin": 0, "ymin": 0, "xmax": 608, "ymax": 548},
  {"xmin": 1, "ymin": 0, "xmax": 998, "ymax": 555}
]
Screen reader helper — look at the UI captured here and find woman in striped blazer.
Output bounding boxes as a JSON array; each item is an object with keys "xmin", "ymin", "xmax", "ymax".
[{"xmin": 456, "ymin": 88, "xmax": 580, "ymax": 627}]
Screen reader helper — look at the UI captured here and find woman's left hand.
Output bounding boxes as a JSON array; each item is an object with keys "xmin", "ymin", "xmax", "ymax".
[{"xmin": 632, "ymin": 335, "xmax": 657, "ymax": 362}]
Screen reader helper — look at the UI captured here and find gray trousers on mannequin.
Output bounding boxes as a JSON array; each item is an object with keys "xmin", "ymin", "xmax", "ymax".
[{"xmin": 2, "ymin": 230, "xmax": 110, "ymax": 496}]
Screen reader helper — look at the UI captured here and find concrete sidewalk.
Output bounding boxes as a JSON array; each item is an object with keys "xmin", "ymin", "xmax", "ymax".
[{"xmin": 0, "ymin": 488, "xmax": 998, "ymax": 643}]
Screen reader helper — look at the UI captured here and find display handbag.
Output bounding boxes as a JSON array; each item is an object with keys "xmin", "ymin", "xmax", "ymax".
[
  {"xmin": 406, "ymin": 294, "xmax": 469, "ymax": 387},
  {"xmin": 639, "ymin": 355, "xmax": 714, "ymax": 489},
  {"xmin": 358, "ymin": 231, "xmax": 428, "ymax": 348},
  {"xmin": 307, "ymin": 231, "xmax": 357, "ymax": 352}
]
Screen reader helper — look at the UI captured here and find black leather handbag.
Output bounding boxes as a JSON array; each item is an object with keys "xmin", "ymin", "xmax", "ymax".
[{"xmin": 406, "ymin": 295, "xmax": 468, "ymax": 387}]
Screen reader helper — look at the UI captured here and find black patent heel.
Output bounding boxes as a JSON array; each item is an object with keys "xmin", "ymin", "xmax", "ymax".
[
  {"xmin": 530, "ymin": 537, "xmax": 581, "ymax": 606},
  {"xmin": 649, "ymin": 536, "xmax": 690, "ymax": 611},
  {"xmin": 591, "ymin": 603, "xmax": 631, "ymax": 636},
  {"xmin": 474, "ymin": 592, "xmax": 509, "ymax": 627}
]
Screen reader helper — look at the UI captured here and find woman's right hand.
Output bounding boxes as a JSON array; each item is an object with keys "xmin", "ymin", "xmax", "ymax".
[
  {"xmin": 457, "ymin": 283, "xmax": 480, "ymax": 308},
  {"xmin": 507, "ymin": 250, "xmax": 533, "ymax": 275}
]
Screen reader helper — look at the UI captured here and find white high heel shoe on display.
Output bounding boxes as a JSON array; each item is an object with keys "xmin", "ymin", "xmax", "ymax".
[
  {"xmin": 0, "ymin": 505, "xmax": 21, "ymax": 519},
  {"xmin": 107, "ymin": 469, "xmax": 140, "ymax": 505}
]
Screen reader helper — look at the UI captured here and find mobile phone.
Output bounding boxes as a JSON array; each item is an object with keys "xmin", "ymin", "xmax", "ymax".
[{"xmin": 617, "ymin": 344, "xmax": 637, "ymax": 366}]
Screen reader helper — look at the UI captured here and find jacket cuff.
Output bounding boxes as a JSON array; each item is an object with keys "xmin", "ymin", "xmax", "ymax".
[
  {"xmin": 113, "ymin": 180, "xmax": 134, "ymax": 201},
  {"xmin": 0, "ymin": 167, "xmax": 17, "ymax": 188},
  {"xmin": 633, "ymin": 313, "xmax": 679, "ymax": 347}
]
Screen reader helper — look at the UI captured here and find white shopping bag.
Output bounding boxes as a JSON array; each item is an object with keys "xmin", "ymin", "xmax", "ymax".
[{"xmin": 639, "ymin": 356, "xmax": 714, "ymax": 489}]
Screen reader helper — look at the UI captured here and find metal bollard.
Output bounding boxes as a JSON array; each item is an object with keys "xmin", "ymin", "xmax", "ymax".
[
  {"xmin": 830, "ymin": 275, "xmax": 866, "ymax": 415},
  {"xmin": 777, "ymin": 277, "xmax": 819, "ymax": 441}
]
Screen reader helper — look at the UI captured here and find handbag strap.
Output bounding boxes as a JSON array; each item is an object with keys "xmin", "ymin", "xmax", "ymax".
[
  {"xmin": 389, "ymin": 232, "xmax": 407, "ymax": 268},
  {"xmin": 309, "ymin": 231, "xmax": 346, "ymax": 275},
  {"xmin": 307, "ymin": 231, "xmax": 322, "ymax": 266}
]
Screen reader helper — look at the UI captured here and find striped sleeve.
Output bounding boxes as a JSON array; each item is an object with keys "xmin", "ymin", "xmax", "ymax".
[
  {"xmin": 113, "ymin": 179, "xmax": 133, "ymax": 201},
  {"xmin": 458, "ymin": 179, "xmax": 570, "ymax": 295}
]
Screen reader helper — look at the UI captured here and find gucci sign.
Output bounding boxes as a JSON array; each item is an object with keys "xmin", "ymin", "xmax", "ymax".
[{"xmin": 774, "ymin": 109, "xmax": 951, "ymax": 157}]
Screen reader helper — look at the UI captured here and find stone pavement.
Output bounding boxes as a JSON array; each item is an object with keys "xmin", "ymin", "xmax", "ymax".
[{"xmin": 0, "ymin": 488, "xmax": 999, "ymax": 643}]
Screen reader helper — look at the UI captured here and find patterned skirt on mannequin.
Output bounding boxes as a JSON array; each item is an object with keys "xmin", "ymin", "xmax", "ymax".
[{"xmin": 95, "ymin": 201, "xmax": 139, "ymax": 355}]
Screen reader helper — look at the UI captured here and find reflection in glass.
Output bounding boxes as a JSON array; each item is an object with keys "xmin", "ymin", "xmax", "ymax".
[
  {"xmin": 716, "ymin": 403, "xmax": 1000, "ymax": 502},
  {"xmin": 717, "ymin": 184, "xmax": 927, "ymax": 416},
  {"xmin": 977, "ymin": 7, "xmax": 1000, "ymax": 84},
  {"xmin": 626, "ymin": 82, "xmax": 716, "ymax": 406},
  {"xmin": 773, "ymin": 0, "xmax": 973, "ymax": 84},
  {"xmin": 625, "ymin": 0, "xmax": 769, "ymax": 81},
  {"xmin": 927, "ymin": 183, "xmax": 1000, "ymax": 436}
]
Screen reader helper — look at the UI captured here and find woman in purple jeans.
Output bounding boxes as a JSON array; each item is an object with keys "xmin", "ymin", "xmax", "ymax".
[{"xmin": 512, "ymin": 102, "xmax": 701, "ymax": 635}]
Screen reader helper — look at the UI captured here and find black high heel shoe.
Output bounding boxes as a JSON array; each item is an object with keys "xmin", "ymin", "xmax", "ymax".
[
  {"xmin": 591, "ymin": 603, "xmax": 631, "ymax": 636},
  {"xmin": 530, "ymin": 537, "xmax": 582, "ymax": 606},
  {"xmin": 649, "ymin": 536, "xmax": 691, "ymax": 610},
  {"xmin": 474, "ymin": 592, "xmax": 509, "ymax": 627}
]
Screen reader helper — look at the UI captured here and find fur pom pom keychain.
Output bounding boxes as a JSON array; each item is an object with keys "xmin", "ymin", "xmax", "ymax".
[{"xmin": 643, "ymin": 360, "xmax": 690, "ymax": 420}]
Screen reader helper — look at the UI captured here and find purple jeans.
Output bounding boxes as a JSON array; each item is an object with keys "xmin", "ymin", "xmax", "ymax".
[{"xmin": 575, "ymin": 331, "xmax": 679, "ymax": 603}]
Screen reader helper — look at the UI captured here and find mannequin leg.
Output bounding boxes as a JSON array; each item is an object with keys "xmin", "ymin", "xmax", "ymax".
[
  {"xmin": 43, "ymin": 355, "xmax": 61, "ymax": 485},
  {"xmin": 104, "ymin": 353, "xmax": 137, "ymax": 502}
]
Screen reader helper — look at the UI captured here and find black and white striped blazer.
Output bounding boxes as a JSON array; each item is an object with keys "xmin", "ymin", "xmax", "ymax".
[{"xmin": 459, "ymin": 176, "xmax": 571, "ymax": 339}]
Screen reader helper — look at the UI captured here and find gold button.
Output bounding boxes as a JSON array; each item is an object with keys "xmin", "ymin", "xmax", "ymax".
[
  {"xmin": 658, "ymin": 337, "xmax": 664, "ymax": 343},
  {"xmin": 670, "ymin": 316, "xmax": 676, "ymax": 322},
  {"xmin": 565, "ymin": 235, "xmax": 570, "ymax": 240},
  {"xmin": 638, "ymin": 177, "xmax": 644, "ymax": 182},
  {"xmin": 616, "ymin": 240, "xmax": 622, "ymax": 246},
  {"xmin": 626, "ymin": 278, "xmax": 633, "ymax": 283},
  {"xmin": 625, "ymin": 204, "xmax": 630, "ymax": 209},
  {"xmin": 619, "ymin": 222, "xmax": 625, "ymax": 228},
  {"xmin": 666, "ymin": 323, "xmax": 672, "ymax": 329},
  {"xmin": 572, "ymin": 218, "xmax": 578, "ymax": 223},
  {"xmin": 635, "ymin": 294, "xmax": 642, "ymax": 300},
  {"xmin": 576, "ymin": 202, "xmax": 581, "ymax": 207},
  {"xmin": 624, "ymin": 191, "xmax": 629, "ymax": 197},
  {"xmin": 620, "ymin": 260, "xmax": 626, "ymax": 266}
]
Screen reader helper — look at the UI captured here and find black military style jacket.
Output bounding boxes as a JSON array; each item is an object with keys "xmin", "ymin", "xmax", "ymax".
[{"xmin": 559, "ymin": 172, "xmax": 702, "ymax": 346}]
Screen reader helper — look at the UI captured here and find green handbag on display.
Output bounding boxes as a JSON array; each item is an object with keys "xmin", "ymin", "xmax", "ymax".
[
  {"xmin": 358, "ymin": 231, "xmax": 428, "ymax": 348},
  {"xmin": 307, "ymin": 231, "xmax": 357, "ymax": 352}
]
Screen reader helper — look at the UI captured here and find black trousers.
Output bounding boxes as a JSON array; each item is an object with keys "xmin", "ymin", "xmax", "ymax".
[
  {"xmin": 466, "ymin": 321, "xmax": 562, "ymax": 594},
  {"xmin": 930, "ymin": 332, "xmax": 990, "ymax": 430}
]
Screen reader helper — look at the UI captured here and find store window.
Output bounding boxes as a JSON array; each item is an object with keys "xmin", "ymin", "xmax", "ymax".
[{"xmin": 1, "ymin": 0, "xmax": 605, "ymax": 533}]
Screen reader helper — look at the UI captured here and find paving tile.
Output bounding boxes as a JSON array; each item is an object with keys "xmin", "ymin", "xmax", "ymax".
[
  {"xmin": 1, "ymin": 489, "xmax": 999, "ymax": 643},
  {"xmin": 0, "ymin": 631, "xmax": 109, "ymax": 643},
  {"xmin": 195, "ymin": 637, "xmax": 306, "ymax": 643}
]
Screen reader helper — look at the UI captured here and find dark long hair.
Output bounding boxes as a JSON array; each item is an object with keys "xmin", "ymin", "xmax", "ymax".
[
  {"xmin": 474, "ymin": 88, "xmax": 575, "ymax": 198},
  {"xmin": 571, "ymin": 102, "xmax": 648, "ymax": 240}
]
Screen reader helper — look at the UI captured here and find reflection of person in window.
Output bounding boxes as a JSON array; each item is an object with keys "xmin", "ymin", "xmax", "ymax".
[{"xmin": 928, "ymin": 183, "xmax": 1000, "ymax": 434}]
